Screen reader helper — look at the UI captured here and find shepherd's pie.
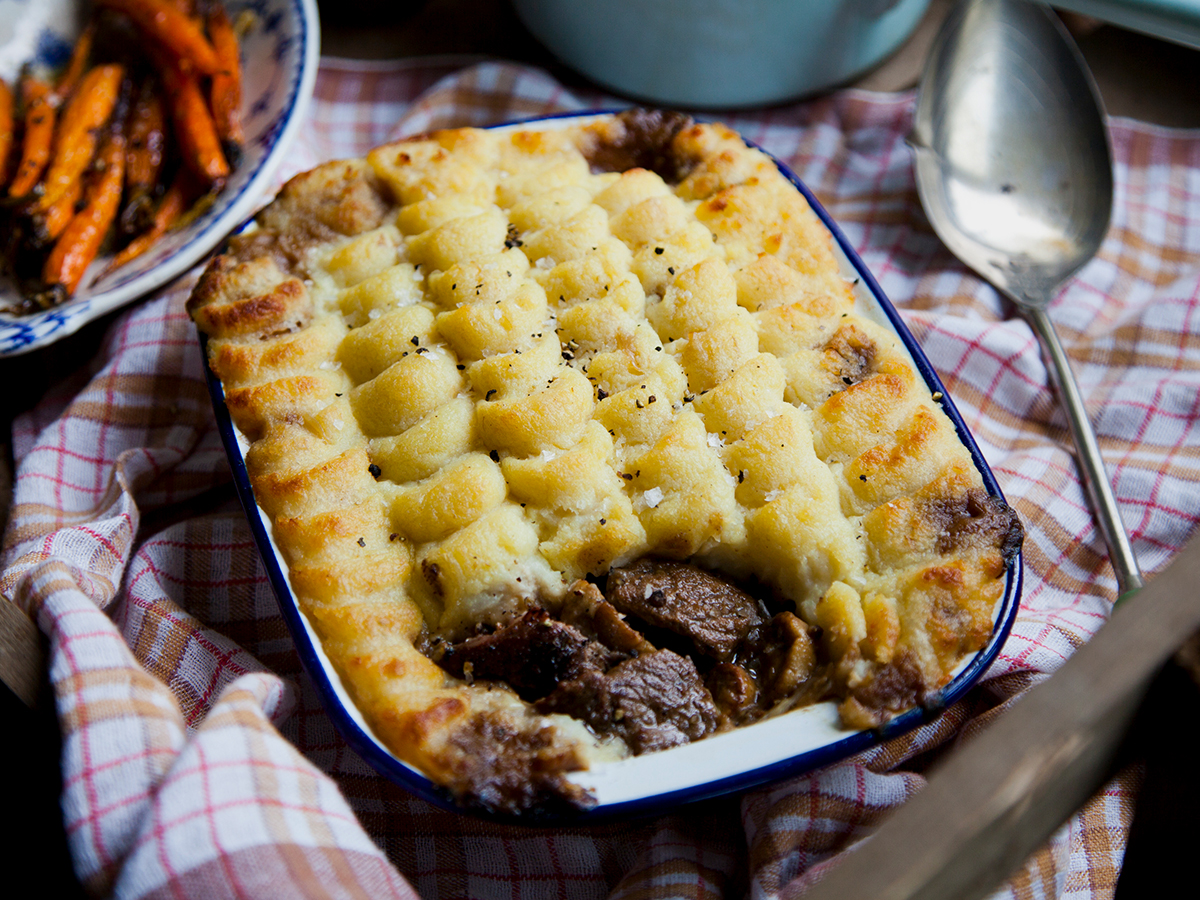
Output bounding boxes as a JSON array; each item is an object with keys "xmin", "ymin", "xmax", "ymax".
[{"xmin": 188, "ymin": 111, "xmax": 1022, "ymax": 815}]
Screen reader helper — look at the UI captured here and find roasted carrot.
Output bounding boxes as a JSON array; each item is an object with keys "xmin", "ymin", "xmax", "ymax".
[
  {"xmin": 103, "ymin": 169, "xmax": 192, "ymax": 274},
  {"xmin": 36, "ymin": 177, "xmax": 85, "ymax": 244},
  {"xmin": 120, "ymin": 79, "xmax": 166, "ymax": 235},
  {"xmin": 54, "ymin": 22, "xmax": 95, "ymax": 102},
  {"xmin": 41, "ymin": 105, "xmax": 129, "ymax": 303},
  {"xmin": 94, "ymin": 0, "xmax": 220, "ymax": 75},
  {"xmin": 207, "ymin": 3, "xmax": 244, "ymax": 165},
  {"xmin": 8, "ymin": 75, "xmax": 56, "ymax": 197},
  {"xmin": 158, "ymin": 59, "xmax": 229, "ymax": 187},
  {"xmin": 36, "ymin": 63, "xmax": 124, "ymax": 215},
  {"xmin": 0, "ymin": 78, "xmax": 12, "ymax": 189},
  {"xmin": 3, "ymin": 1, "xmax": 246, "ymax": 312}
]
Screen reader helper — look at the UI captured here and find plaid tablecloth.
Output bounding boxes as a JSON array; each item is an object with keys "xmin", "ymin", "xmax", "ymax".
[{"xmin": 5, "ymin": 59, "xmax": 1200, "ymax": 900}]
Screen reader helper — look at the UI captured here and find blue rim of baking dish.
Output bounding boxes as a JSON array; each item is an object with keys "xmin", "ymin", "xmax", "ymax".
[{"xmin": 200, "ymin": 110, "xmax": 1024, "ymax": 824}]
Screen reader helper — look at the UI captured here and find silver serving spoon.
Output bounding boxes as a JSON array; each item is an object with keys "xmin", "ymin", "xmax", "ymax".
[{"xmin": 910, "ymin": 0, "xmax": 1142, "ymax": 600}]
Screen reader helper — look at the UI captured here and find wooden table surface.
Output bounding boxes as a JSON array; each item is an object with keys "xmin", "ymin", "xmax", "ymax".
[{"xmin": 2, "ymin": 1, "xmax": 1198, "ymax": 896}]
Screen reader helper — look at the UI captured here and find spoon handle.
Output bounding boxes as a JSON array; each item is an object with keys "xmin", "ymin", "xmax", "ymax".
[{"xmin": 1025, "ymin": 306, "xmax": 1144, "ymax": 601}]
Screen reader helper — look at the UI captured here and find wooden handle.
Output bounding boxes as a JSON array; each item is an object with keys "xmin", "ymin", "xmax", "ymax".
[
  {"xmin": 0, "ymin": 447, "xmax": 43, "ymax": 707},
  {"xmin": 0, "ymin": 597, "xmax": 42, "ymax": 707}
]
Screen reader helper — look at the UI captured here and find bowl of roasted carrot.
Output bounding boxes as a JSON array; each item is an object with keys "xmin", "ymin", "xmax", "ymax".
[{"xmin": 0, "ymin": 0, "xmax": 319, "ymax": 354}]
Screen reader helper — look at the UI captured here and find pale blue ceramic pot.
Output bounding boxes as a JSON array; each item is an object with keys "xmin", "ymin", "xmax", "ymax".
[{"xmin": 513, "ymin": 0, "xmax": 931, "ymax": 108}]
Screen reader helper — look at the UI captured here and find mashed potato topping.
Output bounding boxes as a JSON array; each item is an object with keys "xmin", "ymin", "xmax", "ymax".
[{"xmin": 188, "ymin": 112, "xmax": 1021, "ymax": 815}]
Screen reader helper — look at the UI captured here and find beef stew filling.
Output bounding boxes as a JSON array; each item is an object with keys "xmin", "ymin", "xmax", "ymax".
[
  {"xmin": 428, "ymin": 560, "xmax": 826, "ymax": 754},
  {"xmin": 579, "ymin": 109, "xmax": 695, "ymax": 182},
  {"xmin": 436, "ymin": 608, "xmax": 624, "ymax": 702},
  {"xmin": 537, "ymin": 649, "xmax": 718, "ymax": 754},
  {"xmin": 606, "ymin": 558, "xmax": 764, "ymax": 662}
]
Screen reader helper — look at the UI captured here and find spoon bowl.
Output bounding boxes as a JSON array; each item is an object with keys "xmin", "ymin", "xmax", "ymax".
[
  {"xmin": 912, "ymin": 0, "xmax": 1112, "ymax": 306},
  {"xmin": 911, "ymin": 0, "xmax": 1142, "ymax": 597}
]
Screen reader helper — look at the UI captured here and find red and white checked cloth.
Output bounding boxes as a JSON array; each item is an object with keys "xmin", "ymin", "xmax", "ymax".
[{"xmin": 4, "ymin": 60, "xmax": 1199, "ymax": 900}]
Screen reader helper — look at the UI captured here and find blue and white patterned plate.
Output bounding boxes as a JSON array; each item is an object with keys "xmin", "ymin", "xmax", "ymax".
[{"xmin": 0, "ymin": 0, "xmax": 319, "ymax": 356}]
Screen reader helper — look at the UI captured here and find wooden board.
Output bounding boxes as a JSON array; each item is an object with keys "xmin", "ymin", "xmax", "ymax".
[{"xmin": 0, "ymin": 596, "xmax": 41, "ymax": 707}]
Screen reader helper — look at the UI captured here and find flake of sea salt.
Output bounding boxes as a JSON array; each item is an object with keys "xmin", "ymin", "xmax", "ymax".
[
  {"xmin": 707, "ymin": 433, "xmax": 725, "ymax": 449},
  {"xmin": 643, "ymin": 487, "xmax": 664, "ymax": 508},
  {"xmin": 535, "ymin": 257, "xmax": 556, "ymax": 270}
]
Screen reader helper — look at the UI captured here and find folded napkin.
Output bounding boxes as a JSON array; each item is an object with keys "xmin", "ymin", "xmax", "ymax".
[{"xmin": 5, "ymin": 59, "xmax": 1199, "ymax": 900}]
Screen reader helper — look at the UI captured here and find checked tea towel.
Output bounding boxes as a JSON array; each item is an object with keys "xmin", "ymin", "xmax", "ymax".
[{"xmin": 5, "ymin": 59, "xmax": 1200, "ymax": 899}]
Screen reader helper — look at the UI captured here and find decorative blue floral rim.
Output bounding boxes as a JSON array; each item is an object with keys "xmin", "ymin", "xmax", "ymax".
[
  {"xmin": 0, "ymin": 0, "xmax": 320, "ymax": 356},
  {"xmin": 201, "ymin": 110, "xmax": 1023, "ymax": 824}
]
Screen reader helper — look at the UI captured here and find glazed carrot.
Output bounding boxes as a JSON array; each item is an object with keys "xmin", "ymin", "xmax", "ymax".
[
  {"xmin": 54, "ymin": 22, "xmax": 95, "ymax": 102},
  {"xmin": 159, "ymin": 59, "xmax": 229, "ymax": 187},
  {"xmin": 0, "ymin": 78, "xmax": 12, "ymax": 188},
  {"xmin": 207, "ymin": 3, "xmax": 244, "ymax": 162},
  {"xmin": 8, "ymin": 75, "xmax": 56, "ymax": 197},
  {"xmin": 103, "ymin": 169, "xmax": 191, "ymax": 274},
  {"xmin": 94, "ymin": 0, "xmax": 220, "ymax": 75},
  {"xmin": 36, "ymin": 177, "xmax": 84, "ymax": 244},
  {"xmin": 36, "ymin": 63, "xmax": 124, "ymax": 214},
  {"xmin": 120, "ymin": 80, "xmax": 166, "ymax": 235},
  {"xmin": 41, "ymin": 110, "xmax": 128, "ymax": 302}
]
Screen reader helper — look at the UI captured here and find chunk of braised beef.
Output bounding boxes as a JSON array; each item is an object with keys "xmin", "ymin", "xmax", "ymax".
[
  {"xmin": 706, "ymin": 662, "xmax": 761, "ymax": 728},
  {"xmin": 838, "ymin": 652, "xmax": 928, "ymax": 730},
  {"xmin": 536, "ymin": 649, "xmax": 718, "ymax": 754},
  {"xmin": 736, "ymin": 611, "xmax": 818, "ymax": 706},
  {"xmin": 582, "ymin": 109, "xmax": 694, "ymax": 182},
  {"xmin": 931, "ymin": 488, "xmax": 1024, "ymax": 565},
  {"xmin": 436, "ymin": 608, "xmax": 621, "ymax": 702},
  {"xmin": 606, "ymin": 558, "xmax": 764, "ymax": 662},
  {"xmin": 559, "ymin": 579, "xmax": 655, "ymax": 655},
  {"xmin": 442, "ymin": 710, "xmax": 594, "ymax": 816}
]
